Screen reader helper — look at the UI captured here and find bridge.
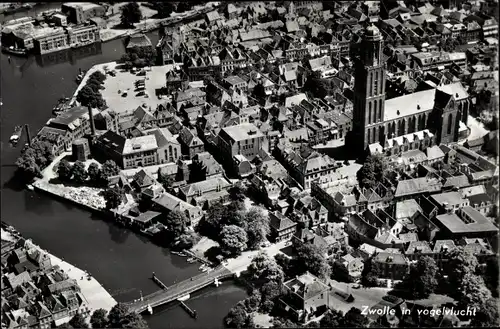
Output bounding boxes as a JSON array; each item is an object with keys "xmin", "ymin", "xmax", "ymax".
[{"xmin": 125, "ymin": 265, "xmax": 233, "ymax": 313}]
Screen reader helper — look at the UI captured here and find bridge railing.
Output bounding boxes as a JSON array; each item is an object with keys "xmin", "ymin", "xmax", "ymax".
[{"xmin": 128, "ymin": 267, "xmax": 232, "ymax": 309}]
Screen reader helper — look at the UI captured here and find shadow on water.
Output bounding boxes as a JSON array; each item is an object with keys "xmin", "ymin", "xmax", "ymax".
[
  {"xmin": 35, "ymin": 42, "xmax": 103, "ymax": 68},
  {"xmin": 107, "ymin": 221, "xmax": 131, "ymax": 245},
  {"xmin": 2, "ymin": 169, "xmax": 27, "ymax": 192}
]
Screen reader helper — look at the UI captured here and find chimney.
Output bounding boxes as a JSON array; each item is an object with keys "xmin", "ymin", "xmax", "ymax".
[
  {"xmin": 88, "ymin": 106, "xmax": 96, "ymax": 136},
  {"xmin": 24, "ymin": 124, "xmax": 32, "ymax": 147}
]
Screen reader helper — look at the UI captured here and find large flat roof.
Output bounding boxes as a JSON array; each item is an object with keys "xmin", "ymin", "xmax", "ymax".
[
  {"xmin": 221, "ymin": 123, "xmax": 264, "ymax": 142},
  {"xmin": 123, "ymin": 135, "xmax": 158, "ymax": 155},
  {"xmin": 435, "ymin": 206, "xmax": 498, "ymax": 234}
]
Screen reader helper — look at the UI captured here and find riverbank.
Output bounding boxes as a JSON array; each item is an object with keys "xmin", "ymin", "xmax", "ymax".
[
  {"xmin": 100, "ymin": 2, "xmax": 222, "ymax": 43},
  {"xmin": 1, "ymin": 228, "xmax": 117, "ymax": 313}
]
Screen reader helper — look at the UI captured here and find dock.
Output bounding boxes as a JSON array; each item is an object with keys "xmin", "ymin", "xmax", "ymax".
[
  {"xmin": 179, "ymin": 300, "xmax": 197, "ymax": 318},
  {"xmin": 151, "ymin": 272, "xmax": 168, "ymax": 290}
]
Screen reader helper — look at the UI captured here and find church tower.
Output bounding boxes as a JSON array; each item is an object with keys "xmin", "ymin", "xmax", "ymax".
[{"xmin": 350, "ymin": 24, "xmax": 387, "ymax": 153}]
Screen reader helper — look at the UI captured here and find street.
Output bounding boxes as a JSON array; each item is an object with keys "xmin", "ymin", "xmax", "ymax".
[
  {"xmin": 223, "ymin": 240, "xmax": 289, "ymax": 274},
  {"xmin": 327, "ymin": 279, "xmax": 391, "ymax": 314}
]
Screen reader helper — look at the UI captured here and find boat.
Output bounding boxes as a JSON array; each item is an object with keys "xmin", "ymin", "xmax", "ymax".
[
  {"xmin": 171, "ymin": 251, "xmax": 186, "ymax": 257},
  {"xmin": 26, "ymin": 185, "xmax": 34, "ymax": 191},
  {"xmin": 147, "ymin": 304, "xmax": 153, "ymax": 315},
  {"xmin": 75, "ymin": 72, "xmax": 85, "ymax": 83},
  {"xmin": 10, "ymin": 125, "xmax": 23, "ymax": 145},
  {"xmin": 52, "ymin": 97, "xmax": 70, "ymax": 115},
  {"xmin": 199, "ymin": 264, "xmax": 207, "ymax": 270},
  {"xmin": 2, "ymin": 46, "xmax": 28, "ymax": 56},
  {"xmin": 201, "ymin": 267, "xmax": 209, "ymax": 273},
  {"xmin": 22, "ymin": 4, "xmax": 33, "ymax": 9}
]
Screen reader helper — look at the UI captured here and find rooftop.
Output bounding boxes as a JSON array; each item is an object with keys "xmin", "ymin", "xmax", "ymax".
[
  {"xmin": 123, "ymin": 135, "xmax": 158, "ymax": 155},
  {"xmin": 435, "ymin": 206, "xmax": 498, "ymax": 234},
  {"xmin": 221, "ymin": 123, "xmax": 264, "ymax": 142}
]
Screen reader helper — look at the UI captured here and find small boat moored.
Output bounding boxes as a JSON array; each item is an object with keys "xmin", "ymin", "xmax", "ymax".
[
  {"xmin": 147, "ymin": 304, "xmax": 153, "ymax": 315},
  {"xmin": 10, "ymin": 125, "xmax": 23, "ymax": 145}
]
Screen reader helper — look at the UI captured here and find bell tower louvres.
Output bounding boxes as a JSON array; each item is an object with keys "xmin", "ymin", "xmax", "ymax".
[{"xmin": 350, "ymin": 23, "xmax": 387, "ymax": 153}]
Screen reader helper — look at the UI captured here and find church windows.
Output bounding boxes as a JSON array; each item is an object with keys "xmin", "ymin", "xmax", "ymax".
[
  {"xmin": 368, "ymin": 102, "xmax": 372, "ymax": 124},
  {"xmin": 369, "ymin": 73, "xmax": 373, "ymax": 97},
  {"xmin": 379, "ymin": 99, "xmax": 383, "ymax": 122},
  {"xmin": 374, "ymin": 71, "xmax": 379, "ymax": 96},
  {"xmin": 447, "ymin": 113, "xmax": 453, "ymax": 135},
  {"xmin": 373, "ymin": 100, "xmax": 378, "ymax": 123},
  {"xmin": 372, "ymin": 127, "xmax": 376, "ymax": 142}
]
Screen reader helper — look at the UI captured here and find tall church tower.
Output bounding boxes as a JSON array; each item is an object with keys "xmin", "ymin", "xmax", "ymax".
[{"xmin": 350, "ymin": 24, "xmax": 387, "ymax": 153}]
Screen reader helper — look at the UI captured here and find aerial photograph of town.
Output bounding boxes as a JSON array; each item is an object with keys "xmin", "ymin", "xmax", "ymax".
[{"xmin": 0, "ymin": 0, "xmax": 498, "ymax": 328}]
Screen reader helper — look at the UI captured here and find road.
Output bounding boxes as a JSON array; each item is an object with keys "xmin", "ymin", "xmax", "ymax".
[
  {"xmin": 223, "ymin": 240, "xmax": 289, "ymax": 274},
  {"xmin": 327, "ymin": 279, "xmax": 391, "ymax": 313}
]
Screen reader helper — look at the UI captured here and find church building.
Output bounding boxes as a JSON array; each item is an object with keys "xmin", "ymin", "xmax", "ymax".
[{"xmin": 347, "ymin": 24, "xmax": 472, "ymax": 156}]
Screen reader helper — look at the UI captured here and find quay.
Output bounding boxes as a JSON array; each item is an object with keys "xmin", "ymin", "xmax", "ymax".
[{"xmin": 125, "ymin": 265, "xmax": 233, "ymax": 314}]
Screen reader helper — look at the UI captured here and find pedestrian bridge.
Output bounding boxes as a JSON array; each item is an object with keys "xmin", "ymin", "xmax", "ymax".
[{"xmin": 125, "ymin": 265, "xmax": 234, "ymax": 313}]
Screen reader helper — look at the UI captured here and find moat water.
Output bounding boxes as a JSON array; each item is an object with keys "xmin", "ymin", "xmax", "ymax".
[{"xmin": 0, "ymin": 32, "xmax": 247, "ymax": 328}]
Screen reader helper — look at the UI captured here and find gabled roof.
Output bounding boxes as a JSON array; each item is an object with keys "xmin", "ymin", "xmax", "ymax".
[{"xmin": 270, "ymin": 211, "xmax": 297, "ymax": 231}]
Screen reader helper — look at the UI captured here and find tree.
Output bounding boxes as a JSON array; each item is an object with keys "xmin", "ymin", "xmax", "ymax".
[
  {"xmin": 90, "ymin": 309, "xmax": 108, "ymax": 329},
  {"xmin": 295, "ymin": 243, "xmax": 331, "ymax": 280},
  {"xmin": 107, "ymin": 303, "xmax": 148, "ymax": 329},
  {"xmin": 76, "ymin": 85, "xmax": 105, "ymax": 109},
  {"xmin": 482, "ymin": 257, "xmax": 499, "ymax": 298},
  {"xmin": 229, "ymin": 184, "xmax": 246, "ymax": 203},
  {"xmin": 260, "ymin": 280, "xmax": 285, "ymax": 304},
  {"xmin": 155, "ymin": 3, "xmax": 174, "ymax": 18},
  {"xmin": 120, "ymin": 312, "xmax": 148, "ymax": 328},
  {"xmin": 357, "ymin": 154, "xmax": 388, "ymax": 189},
  {"xmin": 344, "ymin": 307, "xmax": 369, "ymax": 327},
  {"xmin": 189, "ymin": 160, "xmax": 207, "ymax": 183},
  {"xmin": 88, "ymin": 71, "xmax": 106, "ymax": 84},
  {"xmin": 162, "ymin": 210, "xmax": 189, "ymax": 238},
  {"xmin": 157, "ymin": 168, "xmax": 174, "ymax": 189},
  {"xmin": 198, "ymin": 201, "xmax": 244, "ymax": 239},
  {"xmin": 120, "ymin": 2, "xmax": 142, "ymax": 27},
  {"xmin": 58, "ymin": 159, "xmax": 73, "ymax": 181},
  {"xmin": 16, "ymin": 139, "xmax": 54, "ymax": 180},
  {"xmin": 102, "ymin": 186, "xmax": 123, "ymax": 210},
  {"xmin": 361, "ymin": 258, "xmax": 380, "ymax": 287},
  {"xmin": 72, "ymin": 160, "xmax": 88, "ymax": 184},
  {"xmin": 69, "ymin": 313, "xmax": 88, "ymax": 328},
  {"xmin": 86, "ymin": 79, "xmax": 104, "ymax": 93},
  {"xmin": 88, "ymin": 163, "xmax": 101, "ymax": 186},
  {"xmin": 100, "ymin": 160, "xmax": 120, "ymax": 185},
  {"xmin": 457, "ymin": 273, "xmax": 492, "ymax": 312},
  {"xmin": 275, "ymin": 253, "xmax": 299, "ymax": 280},
  {"xmin": 243, "ymin": 291, "xmax": 261, "ymax": 313},
  {"xmin": 330, "ymin": 260, "xmax": 353, "ymax": 283},
  {"xmin": 303, "ymin": 74, "xmax": 336, "ymax": 99},
  {"xmin": 444, "ymin": 246, "xmax": 479, "ymax": 295},
  {"xmin": 247, "ymin": 252, "xmax": 285, "ymax": 287},
  {"xmin": 402, "ymin": 256, "xmax": 439, "ymax": 299},
  {"xmin": 174, "ymin": 231, "xmax": 201, "ymax": 250},
  {"xmin": 320, "ymin": 309, "xmax": 344, "ymax": 327},
  {"xmin": 470, "ymin": 298, "xmax": 500, "ymax": 328},
  {"xmin": 219, "ymin": 225, "xmax": 248, "ymax": 257},
  {"xmin": 176, "ymin": 2, "xmax": 192, "ymax": 13},
  {"xmin": 243, "ymin": 208, "xmax": 270, "ymax": 250},
  {"xmin": 225, "ymin": 304, "xmax": 252, "ymax": 328}
]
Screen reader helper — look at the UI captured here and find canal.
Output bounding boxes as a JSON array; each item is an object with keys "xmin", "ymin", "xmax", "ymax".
[{"xmin": 0, "ymin": 32, "xmax": 247, "ymax": 328}]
